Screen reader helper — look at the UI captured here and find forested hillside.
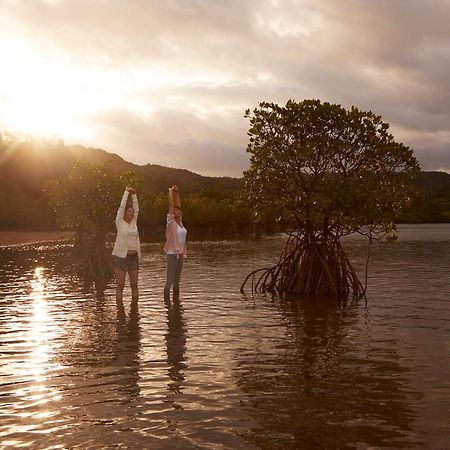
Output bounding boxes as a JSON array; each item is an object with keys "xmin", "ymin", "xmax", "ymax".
[
  {"xmin": 0, "ymin": 134, "xmax": 242, "ymax": 233},
  {"xmin": 1, "ymin": 133, "xmax": 449, "ymax": 233},
  {"xmin": 397, "ymin": 171, "xmax": 450, "ymax": 223}
]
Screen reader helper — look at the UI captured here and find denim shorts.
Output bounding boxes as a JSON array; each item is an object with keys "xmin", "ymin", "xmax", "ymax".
[{"xmin": 114, "ymin": 253, "xmax": 139, "ymax": 272}]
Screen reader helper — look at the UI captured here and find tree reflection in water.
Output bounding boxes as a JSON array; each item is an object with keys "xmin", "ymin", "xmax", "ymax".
[{"xmin": 236, "ymin": 295, "xmax": 421, "ymax": 449}]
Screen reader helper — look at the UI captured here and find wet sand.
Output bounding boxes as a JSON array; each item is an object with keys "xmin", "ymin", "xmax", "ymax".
[{"xmin": 0, "ymin": 231, "xmax": 74, "ymax": 247}]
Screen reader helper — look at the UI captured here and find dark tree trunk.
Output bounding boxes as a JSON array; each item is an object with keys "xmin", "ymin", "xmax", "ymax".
[
  {"xmin": 72, "ymin": 231, "xmax": 114, "ymax": 284},
  {"xmin": 241, "ymin": 231, "xmax": 364, "ymax": 298}
]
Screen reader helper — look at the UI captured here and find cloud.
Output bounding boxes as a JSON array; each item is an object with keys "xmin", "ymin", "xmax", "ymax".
[
  {"xmin": 0, "ymin": 0, "xmax": 449, "ymax": 175},
  {"xmin": 87, "ymin": 107, "xmax": 249, "ymax": 176}
]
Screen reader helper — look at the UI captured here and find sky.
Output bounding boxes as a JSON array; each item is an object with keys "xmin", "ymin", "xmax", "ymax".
[{"xmin": 0, "ymin": 0, "xmax": 449, "ymax": 177}]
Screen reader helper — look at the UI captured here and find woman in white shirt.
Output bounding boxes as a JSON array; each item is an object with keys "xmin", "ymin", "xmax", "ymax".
[
  {"xmin": 163, "ymin": 185, "xmax": 187, "ymax": 299},
  {"xmin": 112, "ymin": 187, "xmax": 141, "ymax": 302}
]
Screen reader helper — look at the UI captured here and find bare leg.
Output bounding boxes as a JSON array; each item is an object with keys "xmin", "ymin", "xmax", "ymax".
[
  {"xmin": 116, "ymin": 294, "xmax": 125, "ymax": 321},
  {"xmin": 115, "ymin": 269, "xmax": 126, "ymax": 302},
  {"xmin": 129, "ymin": 269, "xmax": 139, "ymax": 301}
]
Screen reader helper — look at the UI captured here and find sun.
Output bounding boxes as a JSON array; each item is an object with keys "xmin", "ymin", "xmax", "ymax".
[{"xmin": 0, "ymin": 39, "xmax": 92, "ymax": 140}]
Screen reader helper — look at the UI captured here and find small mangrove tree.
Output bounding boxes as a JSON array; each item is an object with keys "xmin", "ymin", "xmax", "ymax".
[{"xmin": 47, "ymin": 162, "xmax": 123, "ymax": 283}]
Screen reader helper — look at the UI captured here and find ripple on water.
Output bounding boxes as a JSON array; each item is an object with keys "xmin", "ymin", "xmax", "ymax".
[{"xmin": 0, "ymin": 225, "xmax": 449, "ymax": 449}]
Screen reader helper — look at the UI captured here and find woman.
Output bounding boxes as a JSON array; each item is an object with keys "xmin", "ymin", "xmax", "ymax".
[
  {"xmin": 164, "ymin": 185, "xmax": 187, "ymax": 298},
  {"xmin": 112, "ymin": 187, "xmax": 141, "ymax": 302}
]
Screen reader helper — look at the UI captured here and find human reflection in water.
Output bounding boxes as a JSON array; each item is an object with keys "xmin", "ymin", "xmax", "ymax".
[
  {"xmin": 114, "ymin": 297, "xmax": 141, "ymax": 403},
  {"xmin": 164, "ymin": 292, "xmax": 187, "ymax": 410},
  {"xmin": 236, "ymin": 295, "xmax": 421, "ymax": 449},
  {"xmin": 53, "ymin": 290, "xmax": 142, "ymax": 434}
]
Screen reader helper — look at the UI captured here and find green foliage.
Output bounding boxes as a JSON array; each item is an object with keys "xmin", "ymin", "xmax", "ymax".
[
  {"xmin": 0, "ymin": 131, "xmax": 244, "ymax": 233},
  {"xmin": 0, "ymin": 132, "xmax": 70, "ymax": 230},
  {"xmin": 120, "ymin": 171, "xmax": 143, "ymax": 194},
  {"xmin": 400, "ymin": 171, "xmax": 450, "ymax": 223},
  {"xmin": 0, "ymin": 190, "xmax": 53, "ymax": 230},
  {"xmin": 45, "ymin": 161, "xmax": 122, "ymax": 236},
  {"xmin": 45, "ymin": 162, "xmax": 126, "ymax": 282},
  {"xmin": 138, "ymin": 191, "xmax": 251, "ymax": 236},
  {"xmin": 6, "ymin": 127, "xmax": 448, "ymax": 241},
  {"xmin": 243, "ymin": 99, "xmax": 420, "ymax": 238},
  {"xmin": 139, "ymin": 191, "xmax": 167, "ymax": 229}
]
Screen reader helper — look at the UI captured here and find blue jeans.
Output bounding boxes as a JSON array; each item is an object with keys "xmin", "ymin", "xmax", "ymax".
[{"xmin": 164, "ymin": 254, "xmax": 183, "ymax": 294}]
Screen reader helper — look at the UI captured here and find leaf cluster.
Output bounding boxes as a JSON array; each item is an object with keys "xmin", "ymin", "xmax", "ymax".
[
  {"xmin": 45, "ymin": 161, "xmax": 122, "ymax": 236},
  {"xmin": 242, "ymin": 99, "xmax": 420, "ymax": 238}
]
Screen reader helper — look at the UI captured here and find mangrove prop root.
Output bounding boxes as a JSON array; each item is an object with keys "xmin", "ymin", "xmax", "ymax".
[
  {"xmin": 241, "ymin": 233, "xmax": 365, "ymax": 298},
  {"xmin": 72, "ymin": 233, "xmax": 114, "ymax": 284}
]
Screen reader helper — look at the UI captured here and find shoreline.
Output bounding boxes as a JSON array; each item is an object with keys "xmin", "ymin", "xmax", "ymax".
[
  {"xmin": 1, "ymin": 224, "xmax": 448, "ymax": 248},
  {"xmin": 0, "ymin": 231, "xmax": 74, "ymax": 247}
]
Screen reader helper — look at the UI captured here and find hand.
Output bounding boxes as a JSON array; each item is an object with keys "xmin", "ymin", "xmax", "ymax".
[
  {"xmin": 172, "ymin": 185, "xmax": 179, "ymax": 192},
  {"xmin": 126, "ymin": 187, "xmax": 135, "ymax": 194}
]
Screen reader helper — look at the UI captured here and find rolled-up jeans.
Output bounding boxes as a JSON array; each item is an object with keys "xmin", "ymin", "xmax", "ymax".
[{"xmin": 164, "ymin": 254, "xmax": 184, "ymax": 294}]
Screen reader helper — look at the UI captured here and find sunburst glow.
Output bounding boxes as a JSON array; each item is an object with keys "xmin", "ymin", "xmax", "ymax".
[{"xmin": 0, "ymin": 40, "xmax": 99, "ymax": 140}]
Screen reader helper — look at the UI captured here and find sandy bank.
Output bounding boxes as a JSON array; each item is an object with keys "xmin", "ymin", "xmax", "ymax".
[{"xmin": 0, "ymin": 231, "xmax": 74, "ymax": 247}]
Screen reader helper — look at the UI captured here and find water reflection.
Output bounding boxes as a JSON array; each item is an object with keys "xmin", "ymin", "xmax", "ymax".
[
  {"xmin": 4, "ymin": 267, "xmax": 62, "ymax": 439},
  {"xmin": 237, "ymin": 295, "xmax": 421, "ymax": 449},
  {"xmin": 27, "ymin": 268, "xmax": 61, "ymax": 388},
  {"xmin": 1, "ymin": 229, "xmax": 449, "ymax": 448},
  {"xmin": 164, "ymin": 293, "xmax": 187, "ymax": 408},
  {"xmin": 59, "ymin": 290, "xmax": 118, "ymax": 366},
  {"xmin": 115, "ymin": 298, "xmax": 141, "ymax": 403}
]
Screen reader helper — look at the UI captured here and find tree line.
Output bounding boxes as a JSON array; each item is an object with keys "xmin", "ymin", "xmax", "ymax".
[
  {"xmin": 0, "ymin": 133, "xmax": 251, "ymax": 237},
  {"xmin": 44, "ymin": 162, "xmax": 254, "ymax": 241},
  {"xmin": 1, "ymin": 130, "xmax": 450, "ymax": 237}
]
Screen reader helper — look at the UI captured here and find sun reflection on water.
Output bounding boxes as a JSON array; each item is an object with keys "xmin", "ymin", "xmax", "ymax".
[
  {"xmin": 17, "ymin": 267, "xmax": 62, "ymax": 410},
  {"xmin": 1, "ymin": 232, "xmax": 449, "ymax": 448},
  {"xmin": 30, "ymin": 268, "xmax": 52, "ymax": 381}
]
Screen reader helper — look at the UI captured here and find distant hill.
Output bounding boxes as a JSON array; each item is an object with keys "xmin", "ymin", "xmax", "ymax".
[
  {"xmin": 414, "ymin": 171, "xmax": 450, "ymax": 196},
  {"xmin": 65, "ymin": 145, "xmax": 242, "ymax": 195},
  {"xmin": 0, "ymin": 137, "xmax": 242, "ymax": 230},
  {"xmin": 400, "ymin": 170, "xmax": 450, "ymax": 223},
  {"xmin": 0, "ymin": 139, "xmax": 241, "ymax": 196},
  {"xmin": 1, "ymin": 134, "xmax": 450, "ymax": 229}
]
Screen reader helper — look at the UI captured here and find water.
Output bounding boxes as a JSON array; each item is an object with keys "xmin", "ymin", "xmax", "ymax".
[{"xmin": 0, "ymin": 224, "xmax": 449, "ymax": 449}]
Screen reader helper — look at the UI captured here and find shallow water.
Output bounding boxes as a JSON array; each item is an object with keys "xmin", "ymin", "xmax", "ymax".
[{"xmin": 0, "ymin": 224, "xmax": 449, "ymax": 449}]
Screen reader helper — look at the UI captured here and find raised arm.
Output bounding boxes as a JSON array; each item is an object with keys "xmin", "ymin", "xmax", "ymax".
[
  {"xmin": 168, "ymin": 187, "xmax": 174, "ymax": 215},
  {"xmin": 129, "ymin": 187, "xmax": 139, "ymax": 219},
  {"xmin": 168, "ymin": 184, "xmax": 181, "ymax": 214},
  {"xmin": 115, "ymin": 189, "xmax": 129, "ymax": 223},
  {"xmin": 173, "ymin": 185, "xmax": 181, "ymax": 208}
]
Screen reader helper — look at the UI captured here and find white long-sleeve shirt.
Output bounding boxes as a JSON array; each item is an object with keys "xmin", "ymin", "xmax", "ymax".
[{"xmin": 112, "ymin": 190, "xmax": 141, "ymax": 259}]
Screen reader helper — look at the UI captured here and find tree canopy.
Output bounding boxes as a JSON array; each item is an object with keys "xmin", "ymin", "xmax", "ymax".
[
  {"xmin": 0, "ymin": 130, "xmax": 445, "ymax": 233},
  {"xmin": 243, "ymin": 99, "xmax": 420, "ymax": 239},
  {"xmin": 46, "ymin": 161, "xmax": 122, "ymax": 236}
]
